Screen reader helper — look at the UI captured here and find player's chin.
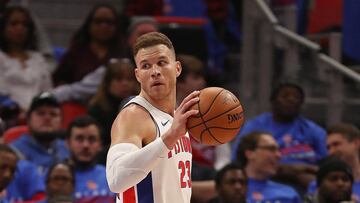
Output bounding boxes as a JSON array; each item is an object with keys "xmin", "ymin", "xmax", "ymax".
[{"xmin": 149, "ymin": 88, "xmax": 168, "ymax": 98}]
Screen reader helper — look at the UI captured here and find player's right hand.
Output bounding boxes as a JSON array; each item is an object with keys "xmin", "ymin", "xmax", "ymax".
[{"xmin": 162, "ymin": 90, "xmax": 200, "ymax": 149}]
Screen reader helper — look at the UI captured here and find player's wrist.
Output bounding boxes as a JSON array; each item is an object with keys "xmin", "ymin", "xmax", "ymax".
[{"xmin": 161, "ymin": 128, "xmax": 180, "ymax": 150}]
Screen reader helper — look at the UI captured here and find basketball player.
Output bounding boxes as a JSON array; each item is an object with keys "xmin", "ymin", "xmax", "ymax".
[{"xmin": 106, "ymin": 32, "xmax": 200, "ymax": 203}]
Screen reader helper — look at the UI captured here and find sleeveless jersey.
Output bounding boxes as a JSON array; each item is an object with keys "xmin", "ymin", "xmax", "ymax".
[{"xmin": 116, "ymin": 96, "xmax": 192, "ymax": 203}]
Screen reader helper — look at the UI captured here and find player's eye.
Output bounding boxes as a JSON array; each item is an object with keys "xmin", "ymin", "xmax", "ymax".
[
  {"xmin": 142, "ymin": 64, "xmax": 151, "ymax": 69},
  {"xmin": 158, "ymin": 60, "xmax": 167, "ymax": 66}
]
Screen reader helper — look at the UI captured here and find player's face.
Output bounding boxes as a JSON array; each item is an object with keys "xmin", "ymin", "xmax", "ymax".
[
  {"xmin": 135, "ymin": 44, "xmax": 181, "ymax": 100},
  {"xmin": 0, "ymin": 152, "xmax": 17, "ymax": 191},
  {"xmin": 67, "ymin": 125, "xmax": 102, "ymax": 163},
  {"xmin": 248, "ymin": 134, "xmax": 281, "ymax": 178},
  {"xmin": 29, "ymin": 106, "xmax": 62, "ymax": 134},
  {"xmin": 319, "ymin": 171, "xmax": 352, "ymax": 202},
  {"xmin": 218, "ymin": 169, "xmax": 247, "ymax": 203},
  {"xmin": 47, "ymin": 164, "xmax": 74, "ymax": 197},
  {"xmin": 327, "ymin": 133, "xmax": 359, "ymax": 164}
]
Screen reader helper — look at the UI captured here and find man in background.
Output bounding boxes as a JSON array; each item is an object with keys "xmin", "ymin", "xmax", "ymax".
[
  {"xmin": 304, "ymin": 156, "xmax": 354, "ymax": 203},
  {"xmin": 66, "ymin": 115, "xmax": 114, "ymax": 202},
  {"xmin": 232, "ymin": 82, "xmax": 327, "ymax": 191},
  {"xmin": 236, "ymin": 131, "xmax": 301, "ymax": 202},
  {"xmin": 208, "ymin": 163, "xmax": 247, "ymax": 203},
  {"xmin": 11, "ymin": 92, "xmax": 69, "ymax": 175}
]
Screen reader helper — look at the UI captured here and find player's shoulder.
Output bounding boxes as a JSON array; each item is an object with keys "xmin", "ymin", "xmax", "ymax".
[
  {"xmin": 112, "ymin": 103, "xmax": 154, "ymax": 135},
  {"xmin": 119, "ymin": 103, "xmax": 151, "ymax": 121},
  {"xmin": 111, "ymin": 103, "xmax": 156, "ymax": 145}
]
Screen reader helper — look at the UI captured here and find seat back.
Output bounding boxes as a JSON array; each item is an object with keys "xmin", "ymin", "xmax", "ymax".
[
  {"xmin": 61, "ymin": 102, "xmax": 87, "ymax": 129},
  {"xmin": 3, "ymin": 125, "xmax": 29, "ymax": 144}
]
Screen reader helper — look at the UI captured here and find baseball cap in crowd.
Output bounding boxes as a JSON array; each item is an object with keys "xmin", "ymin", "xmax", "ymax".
[{"xmin": 27, "ymin": 92, "xmax": 60, "ymax": 116}]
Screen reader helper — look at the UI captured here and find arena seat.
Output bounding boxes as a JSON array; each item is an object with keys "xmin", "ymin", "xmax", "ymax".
[
  {"xmin": 306, "ymin": 0, "xmax": 343, "ymax": 34},
  {"xmin": 3, "ymin": 125, "xmax": 29, "ymax": 144},
  {"xmin": 61, "ymin": 102, "xmax": 87, "ymax": 129}
]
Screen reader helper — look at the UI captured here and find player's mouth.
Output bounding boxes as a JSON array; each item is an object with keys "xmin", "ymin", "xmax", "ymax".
[{"xmin": 152, "ymin": 82, "xmax": 164, "ymax": 87}]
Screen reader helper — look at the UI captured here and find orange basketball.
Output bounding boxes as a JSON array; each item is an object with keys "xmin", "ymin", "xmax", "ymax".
[{"xmin": 187, "ymin": 87, "xmax": 244, "ymax": 146}]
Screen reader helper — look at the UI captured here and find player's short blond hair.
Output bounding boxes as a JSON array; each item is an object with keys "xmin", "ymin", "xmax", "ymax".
[{"xmin": 133, "ymin": 32, "xmax": 175, "ymax": 57}]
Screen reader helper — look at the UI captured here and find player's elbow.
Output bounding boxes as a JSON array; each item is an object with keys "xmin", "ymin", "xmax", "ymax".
[
  {"xmin": 106, "ymin": 166, "xmax": 147, "ymax": 193},
  {"xmin": 106, "ymin": 166, "xmax": 128, "ymax": 193},
  {"xmin": 107, "ymin": 180, "xmax": 124, "ymax": 193}
]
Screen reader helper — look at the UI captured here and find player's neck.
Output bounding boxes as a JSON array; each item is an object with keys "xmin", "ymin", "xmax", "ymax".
[{"xmin": 140, "ymin": 92, "xmax": 176, "ymax": 116}]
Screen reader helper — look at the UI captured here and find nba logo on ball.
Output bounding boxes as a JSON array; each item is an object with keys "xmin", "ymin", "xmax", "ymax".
[{"xmin": 187, "ymin": 87, "xmax": 244, "ymax": 146}]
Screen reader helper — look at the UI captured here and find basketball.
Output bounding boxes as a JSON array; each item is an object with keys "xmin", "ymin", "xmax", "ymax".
[{"xmin": 187, "ymin": 87, "xmax": 244, "ymax": 146}]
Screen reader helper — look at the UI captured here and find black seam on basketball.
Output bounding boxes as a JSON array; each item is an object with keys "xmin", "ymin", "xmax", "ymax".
[
  {"xmin": 199, "ymin": 124, "xmax": 207, "ymax": 143},
  {"xmin": 199, "ymin": 126, "xmax": 221, "ymax": 144},
  {"xmin": 201, "ymin": 88, "xmax": 225, "ymax": 116},
  {"xmin": 197, "ymin": 94, "xmax": 207, "ymax": 144},
  {"xmin": 207, "ymin": 126, "xmax": 242, "ymax": 144},
  {"xmin": 188, "ymin": 105, "xmax": 243, "ymax": 129},
  {"xmin": 188, "ymin": 88, "xmax": 225, "ymax": 128},
  {"xmin": 199, "ymin": 97, "xmax": 223, "ymax": 145},
  {"xmin": 207, "ymin": 128, "xmax": 224, "ymax": 144},
  {"xmin": 207, "ymin": 126, "xmax": 243, "ymax": 130},
  {"xmin": 198, "ymin": 89, "xmax": 224, "ymax": 143}
]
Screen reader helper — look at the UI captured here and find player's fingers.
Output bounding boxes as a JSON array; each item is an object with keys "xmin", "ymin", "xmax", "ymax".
[
  {"xmin": 177, "ymin": 97, "xmax": 199, "ymax": 114},
  {"xmin": 181, "ymin": 97, "xmax": 199, "ymax": 112},
  {"xmin": 183, "ymin": 109, "xmax": 199, "ymax": 119},
  {"xmin": 179, "ymin": 90, "xmax": 200, "ymax": 108}
]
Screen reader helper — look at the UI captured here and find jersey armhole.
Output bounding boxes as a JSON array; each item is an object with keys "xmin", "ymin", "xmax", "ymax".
[{"xmin": 124, "ymin": 102, "xmax": 161, "ymax": 147}]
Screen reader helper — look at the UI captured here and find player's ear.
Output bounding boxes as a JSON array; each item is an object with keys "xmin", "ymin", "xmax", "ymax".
[
  {"xmin": 135, "ymin": 68, "xmax": 141, "ymax": 82},
  {"xmin": 176, "ymin": 61, "xmax": 182, "ymax": 77}
]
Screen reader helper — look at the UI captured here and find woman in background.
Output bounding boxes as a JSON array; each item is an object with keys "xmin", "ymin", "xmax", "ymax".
[
  {"xmin": 53, "ymin": 4, "xmax": 122, "ymax": 86},
  {"xmin": 0, "ymin": 6, "xmax": 52, "ymax": 111},
  {"xmin": 88, "ymin": 58, "xmax": 138, "ymax": 164}
]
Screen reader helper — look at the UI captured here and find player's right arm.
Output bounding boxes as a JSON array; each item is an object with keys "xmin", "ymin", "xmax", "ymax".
[
  {"xmin": 106, "ymin": 91, "xmax": 200, "ymax": 193},
  {"xmin": 106, "ymin": 104, "xmax": 162, "ymax": 193}
]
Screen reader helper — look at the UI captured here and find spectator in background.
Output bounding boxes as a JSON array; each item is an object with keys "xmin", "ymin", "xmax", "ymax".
[
  {"xmin": 0, "ymin": 144, "xmax": 18, "ymax": 202},
  {"xmin": 232, "ymin": 82, "xmax": 327, "ymax": 191},
  {"xmin": 39, "ymin": 162, "xmax": 75, "ymax": 203},
  {"xmin": 10, "ymin": 92, "xmax": 69, "ymax": 175},
  {"xmin": 65, "ymin": 115, "xmax": 114, "ymax": 202},
  {"xmin": 0, "ymin": 95, "xmax": 20, "ymax": 130},
  {"xmin": 307, "ymin": 123, "xmax": 360, "ymax": 201},
  {"xmin": 236, "ymin": 131, "xmax": 301, "ymax": 202},
  {"xmin": 0, "ymin": 144, "xmax": 45, "ymax": 202},
  {"xmin": 51, "ymin": 16, "xmax": 158, "ymax": 103},
  {"xmin": 53, "ymin": 4, "xmax": 121, "ymax": 86},
  {"xmin": 0, "ymin": 6, "xmax": 53, "ymax": 111},
  {"xmin": 208, "ymin": 163, "xmax": 247, "ymax": 203},
  {"xmin": 304, "ymin": 156, "xmax": 354, "ymax": 203},
  {"xmin": 88, "ymin": 58, "xmax": 139, "ymax": 164},
  {"xmin": 125, "ymin": 16, "xmax": 158, "ymax": 58}
]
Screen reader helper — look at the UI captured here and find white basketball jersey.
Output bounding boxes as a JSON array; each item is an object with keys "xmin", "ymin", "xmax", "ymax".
[{"xmin": 116, "ymin": 96, "xmax": 192, "ymax": 203}]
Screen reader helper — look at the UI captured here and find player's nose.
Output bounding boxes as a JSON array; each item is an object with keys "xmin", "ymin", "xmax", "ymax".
[{"xmin": 151, "ymin": 65, "xmax": 161, "ymax": 77}]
